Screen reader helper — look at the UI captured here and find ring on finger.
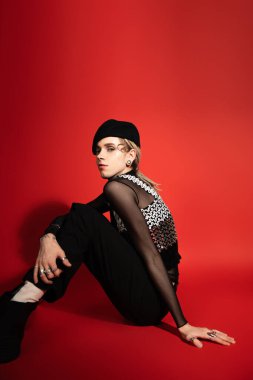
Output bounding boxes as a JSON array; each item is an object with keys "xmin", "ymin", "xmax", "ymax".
[
  {"xmin": 61, "ymin": 256, "xmax": 67, "ymax": 261},
  {"xmin": 45, "ymin": 268, "xmax": 52, "ymax": 274},
  {"xmin": 39, "ymin": 268, "xmax": 45, "ymax": 274},
  {"xmin": 189, "ymin": 337, "xmax": 198, "ymax": 342},
  {"xmin": 207, "ymin": 330, "xmax": 217, "ymax": 338}
]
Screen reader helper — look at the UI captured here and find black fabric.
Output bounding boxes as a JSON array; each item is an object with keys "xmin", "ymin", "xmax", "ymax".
[
  {"xmin": 103, "ymin": 176, "xmax": 187, "ymax": 328},
  {"xmin": 0, "ymin": 292, "xmax": 38, "ymax": 363},
  {"xmin": 30, "ymin": 170, "xmax": 188, "ymax": 327},
  {"xmin": 92, "ymin": 119, "xmax": 141, "ymax": 155},
  {"xmin": 107, "ymin": 170, "xmax": 182, "ymax": 270},
  {"xmin": 23, "ymin": 204, "xmax": 175, "ymax": 326},
  {"xmin": 42, "ymin": 193, "xmax": 110, "ymax": 236}
]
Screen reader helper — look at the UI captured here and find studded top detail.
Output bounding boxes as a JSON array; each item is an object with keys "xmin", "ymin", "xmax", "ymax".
[{"xmin": 111, "ymin": 173, "xmax": 178, "ymax": 252}]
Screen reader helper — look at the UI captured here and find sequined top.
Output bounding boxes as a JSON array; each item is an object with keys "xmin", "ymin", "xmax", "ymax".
[{"xmin": 111, "ymin": 173, "xmax": 178, "ymax": 252}]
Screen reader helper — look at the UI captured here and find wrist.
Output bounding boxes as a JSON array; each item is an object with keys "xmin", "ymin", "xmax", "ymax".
[
  {"xmin": 40, "ymin": 233, "xmax": 56, "ymax": 241},
  {"xmin": 178, "ymin": 322, "xmax": 190, "ymax": 332}
]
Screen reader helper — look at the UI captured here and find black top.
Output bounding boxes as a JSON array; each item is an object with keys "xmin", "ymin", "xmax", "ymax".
[{"xmin": 43, "ymin": 169, "xmax": 188, "ymax": 328}]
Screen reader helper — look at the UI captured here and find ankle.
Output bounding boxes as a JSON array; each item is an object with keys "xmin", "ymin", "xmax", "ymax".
[{"xmin": 11, "ymin": 281, "xmax": 46, "ymax": 303}]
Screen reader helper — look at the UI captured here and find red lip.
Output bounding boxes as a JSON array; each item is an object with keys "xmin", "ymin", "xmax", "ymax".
[{"xmin": 98, "ymin": 164, "xmax": 107, "ymax": 167}]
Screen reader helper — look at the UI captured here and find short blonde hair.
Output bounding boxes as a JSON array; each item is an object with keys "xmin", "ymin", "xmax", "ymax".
[{"xmin": 119, "ymin": 138, "xmax": 161, "ymax": 192}]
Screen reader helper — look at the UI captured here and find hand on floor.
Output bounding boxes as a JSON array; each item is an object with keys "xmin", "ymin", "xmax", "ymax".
[{"xmin": 178, "ymin": 322, "xmax": 236, "ymax": 348}]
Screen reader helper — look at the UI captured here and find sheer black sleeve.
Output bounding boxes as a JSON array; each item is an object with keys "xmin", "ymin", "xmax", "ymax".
[
  {"xmin": 42, "ymin": 193, "xmax": 110, "ymax": 237},
  {"xmin": 103, "ymin": 180, "xmax": 188, "ymax": 328}
]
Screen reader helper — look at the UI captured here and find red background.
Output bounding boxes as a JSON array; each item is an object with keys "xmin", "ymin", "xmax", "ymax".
[{"xmin": 0, "ymin": 0, "xmax": 252, "ymax": 379}]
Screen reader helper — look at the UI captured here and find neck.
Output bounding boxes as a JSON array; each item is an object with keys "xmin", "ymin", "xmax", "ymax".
[{"xmin": 108, "ymin": 168, "xmax": 136, "ymax": 181}]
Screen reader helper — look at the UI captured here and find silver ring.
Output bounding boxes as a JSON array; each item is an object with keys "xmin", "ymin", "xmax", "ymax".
[
  {"xmin": 45, "ymin": 269, "xmax": 52, "ymax": 274},
  {"xmin": 61, "ymin": 256, "xmax": 67, "ymax": 261},
  {"xmin": 190, "ymin": 337, "xmax": 198, "ymax": 342},
  {"xmin": 39, "ymin": 268, "xmax": 45, "ymax": 274},
  {"xmin": 207, "ymin": 330, "xmax": 217, "ymax": 338}
]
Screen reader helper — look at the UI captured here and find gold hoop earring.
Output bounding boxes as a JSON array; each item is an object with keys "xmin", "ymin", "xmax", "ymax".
[{"xmin": 126, "ymin": 160, "xmax": 132, "ymax": 167}]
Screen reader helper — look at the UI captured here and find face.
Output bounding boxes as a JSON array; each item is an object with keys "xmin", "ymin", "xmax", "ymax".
[{"xmin": 95, "ymin": 137, "xmax": 136, "ymax": 179}]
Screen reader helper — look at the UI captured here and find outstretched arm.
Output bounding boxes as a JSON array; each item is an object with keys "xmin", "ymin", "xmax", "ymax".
[
  {"xmin": 103, "ymin": 180, "xmax": 188, "ymax": 328},
  {"xmin": 103, "ymin": 180, "xmax": 236, "ymax": 348}
]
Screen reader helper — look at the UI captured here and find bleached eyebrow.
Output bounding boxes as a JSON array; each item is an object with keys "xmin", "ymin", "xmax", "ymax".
[{"xmin": 96, "ymin": 143, "xmax": 116, "ymax": 148}]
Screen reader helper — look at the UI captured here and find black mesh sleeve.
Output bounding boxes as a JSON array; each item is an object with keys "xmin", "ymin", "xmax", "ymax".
[
  {"xmin": 103, "ymin": 180, "xmax": 188, "ymax": 328},
  {"xmin": 42, "ymin": 193, "xmax": 110, "ymax": 237}
]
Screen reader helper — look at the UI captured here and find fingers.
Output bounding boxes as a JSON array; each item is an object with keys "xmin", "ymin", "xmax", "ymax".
[
  {"xmin": 189, "ymin": 338, "xmax": 203, "ymax": 349},
  {"xmin": 35, "ymin": 254, "xmax": 71, "ymax": 284},
  {"xmin": 40, "ymin": 262, "xmax": 61, "ymax": 284},
  {"xmin": 48, "ymin": 255, "xmax": 72, "ymax": 278},
  {"xmin": 60, "ymin": 255, "xmax": 72, "ymax": 267},
  {"xmin": 44, "ymin": 267, "xmax": 55, "ymax": 279},
  {"xmin": 213, "ymin": 329, "xmax": 235, "ymax": 342},
  {"xmin": 33, "ymin": 242, "xmax": 72, "ymax": 285},
  {"xmin": 185, "ymin": 327, "xmax": 236, "ymax": 349},
  {"xmin": 47, "ymin": 254, "xmax": 71, "ymax": 277},
  {"xmin": 34, "ymin": 263, "xmax": 55, "ymax": 284},
  {"xmin": 33, "ymin": 261, "xmax": 39, "ymax": 284},
  {"xmin": 38, "ymin": 266, "xmax": 54, "ymax": 285},
  {"xmin": 212, "ymin": 329, "xmax": 236, "ymax": 344},
  {"xmin": 47, "ymin": 264, "xmax": 62, "ymax": 279},
  {"xmin": 203, "ymin": 328, "xmax": 236, "ymax": 346}
]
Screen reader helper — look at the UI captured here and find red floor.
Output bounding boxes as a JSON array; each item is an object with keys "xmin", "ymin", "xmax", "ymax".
[{"xmin": 0, "ymin": 264, "xmax": 252, "ymax": 380}]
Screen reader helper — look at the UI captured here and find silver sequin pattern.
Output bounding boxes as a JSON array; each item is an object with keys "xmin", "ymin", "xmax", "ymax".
[{"xmin": 112, "ymin": 174, "xmax": 177, "ymax": 251}]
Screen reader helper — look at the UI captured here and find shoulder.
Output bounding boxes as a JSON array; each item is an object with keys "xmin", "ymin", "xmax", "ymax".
[
  {"xmin": 103, "ymin": 180, "xmax": 122, "ymax": 194},
  {"xmin": 103, "ymin": 179, "xmax": 134, "ymax": 195},
  {"xmin": 103, "ymin": 179, "xmax": 138, "ymax": 204}
]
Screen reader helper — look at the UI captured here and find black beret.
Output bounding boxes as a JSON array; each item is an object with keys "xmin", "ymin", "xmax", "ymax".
[{"xmin": 92, "ymin": 119, "xmax": 141, "ymax": 154}]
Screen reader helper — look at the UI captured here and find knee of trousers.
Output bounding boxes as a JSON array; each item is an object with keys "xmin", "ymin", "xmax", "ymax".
[
  {"xmin": 71, "ymin": 202, "xmax": 96, "ymax": 215},
  {"xmin": 67, "ymin": 203, "xmax": 96, "ymax": 231},
  {"xmin": 70, "ymin": 202, "xmax": 106, "ymax": 226}
]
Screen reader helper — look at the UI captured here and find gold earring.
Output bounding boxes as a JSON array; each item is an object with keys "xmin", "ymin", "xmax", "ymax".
[{"xmin": 126, "ymin": 160, "xmax": 132, "ymax": 167}]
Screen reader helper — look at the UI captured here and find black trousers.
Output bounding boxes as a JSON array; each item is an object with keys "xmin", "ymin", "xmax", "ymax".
[{"xmin": 22, "ymin": 203, "xmax": 179, "ymax": 326}]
